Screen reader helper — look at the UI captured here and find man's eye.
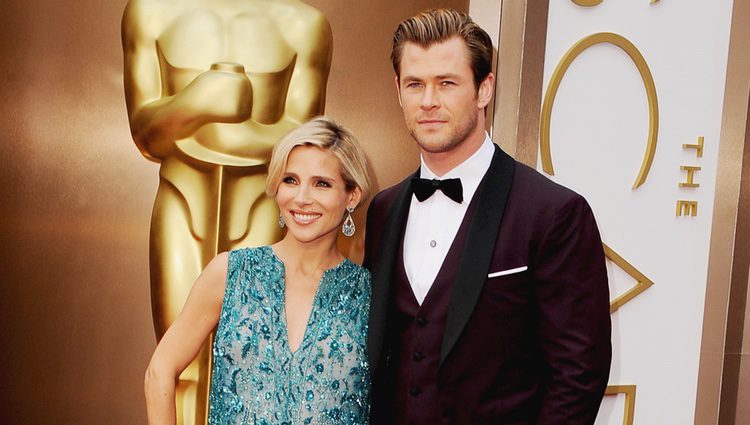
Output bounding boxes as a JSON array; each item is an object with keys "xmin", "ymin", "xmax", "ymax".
[
  {"xmin": 441, "ymin": 80, "xmax": 456, "ymax": 86},
  {"xmin": 406, "ymin": 82, "xmax": 422, "ymax": 89}
]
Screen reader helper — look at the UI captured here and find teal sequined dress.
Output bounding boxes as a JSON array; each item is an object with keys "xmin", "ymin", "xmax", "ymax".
[{"xmin": 208, "ymin": 246, "xmax": 371, "ymax": 425}]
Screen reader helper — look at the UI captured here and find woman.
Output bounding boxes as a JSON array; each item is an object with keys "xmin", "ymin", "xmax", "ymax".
[{"xmin": 144, "ymin": 116, "xmax": 372, "ymax": 424}]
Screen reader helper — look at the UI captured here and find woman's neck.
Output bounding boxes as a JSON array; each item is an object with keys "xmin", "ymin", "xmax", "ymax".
[{"xmin": 272, "ymin": 235, "xmax": 343, "ymax": 276}]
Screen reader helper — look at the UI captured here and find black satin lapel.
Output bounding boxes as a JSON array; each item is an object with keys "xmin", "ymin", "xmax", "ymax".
[
  {"xmin": 440, "ymin": 146, "xmax": 516, "ymax": 364},
  {"xmin": 368, "ymin": 171, "xmax": 418, "ymax": 377}
]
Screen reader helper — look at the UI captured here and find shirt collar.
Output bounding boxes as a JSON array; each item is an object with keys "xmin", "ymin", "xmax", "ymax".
[{"xmin": 419, "ymin": 133, "xmax": 495, "ymax": 202}]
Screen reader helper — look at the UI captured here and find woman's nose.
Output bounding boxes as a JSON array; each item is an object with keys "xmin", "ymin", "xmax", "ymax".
[{"xmin": 294, "ymin": 185, "xmax": 312, "ymax": 205}]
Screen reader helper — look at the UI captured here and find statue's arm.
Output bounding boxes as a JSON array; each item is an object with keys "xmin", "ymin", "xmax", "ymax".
[
  {"xmin": 122, "ymin": 0, "xmax": 178, "ymax": 161},
  {"xmin": 122, "ymin": 0, "xmax": 252, "ymax": 161},
  {"xmin": 283, "ymin": 10, "xmax": 333, "ymax": 123},
  {"xmin": 224, "ymin": 11, "xmax": 331, "ymax": 158},
  {"xmin": 144, "ymin": 252, "xmax": 228, "ymax": 425},
  {"xmin": 231, "ymin": 10, "xmax": 331, "ymax": 156}
]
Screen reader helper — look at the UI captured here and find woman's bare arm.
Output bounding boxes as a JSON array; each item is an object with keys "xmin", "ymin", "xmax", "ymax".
[{"xmin": 144, "ymin": 252, "xmax": 229, "ymax": 425}]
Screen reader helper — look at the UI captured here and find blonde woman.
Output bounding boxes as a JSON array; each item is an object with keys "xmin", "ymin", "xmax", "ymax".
[{"xmin": 145, "ymin": 116, "xmax": 372, "ymax": 424}]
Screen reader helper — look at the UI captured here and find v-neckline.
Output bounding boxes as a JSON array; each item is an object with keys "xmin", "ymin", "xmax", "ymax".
[{"xmin": 268, "ymin": 246, "xmax": 348, "ymax": 355}]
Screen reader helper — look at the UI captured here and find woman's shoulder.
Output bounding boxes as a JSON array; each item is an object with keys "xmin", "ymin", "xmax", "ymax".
[
  {"xmin": 340, "ymin": 259, "xmax": 370, "ymax": 279},
  {"xmin": 223, "ymin": 246, "xmax": 282, "ymax": 280},
  {"xmin": 336, "ymin": 259, "xmax": 371, "ymax": 296},
  {"xmin": 228, "ymin": 245, "xmax": 275, "ymax": 263}
]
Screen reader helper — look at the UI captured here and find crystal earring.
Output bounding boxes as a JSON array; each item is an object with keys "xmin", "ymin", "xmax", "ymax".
[
  {"xmin": 278, "ymin": 213, "xmax": 285, "ymax": 228},
  {"xmin": 342, "ymin": 207, "xmax": 355, "ymax": 237}
]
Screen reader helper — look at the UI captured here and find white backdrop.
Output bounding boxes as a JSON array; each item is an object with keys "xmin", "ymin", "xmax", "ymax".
[{"xmin": 538, "ymin": 1, "xmax": 734, "ymax": 424}]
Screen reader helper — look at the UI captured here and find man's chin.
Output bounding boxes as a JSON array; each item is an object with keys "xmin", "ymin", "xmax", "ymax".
[{"xmin": 415, "ymin": 137, "xmax": 459, "ymax": 154}]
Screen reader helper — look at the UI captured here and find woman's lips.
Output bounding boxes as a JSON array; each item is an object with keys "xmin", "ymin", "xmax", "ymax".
[{"xmin": 291, "ymin": 211, "xmax": 322, "ymax": 224}]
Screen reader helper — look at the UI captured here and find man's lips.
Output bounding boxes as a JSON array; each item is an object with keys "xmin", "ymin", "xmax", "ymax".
[{"xmin": 417, "ymin": 119, "xmax": 447, "ymax": 128}]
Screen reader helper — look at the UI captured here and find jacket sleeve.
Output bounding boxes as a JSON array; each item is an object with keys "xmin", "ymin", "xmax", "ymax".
[{"xmin": 532, "ymin": 194, "xmax": 612, "ymax": 424}]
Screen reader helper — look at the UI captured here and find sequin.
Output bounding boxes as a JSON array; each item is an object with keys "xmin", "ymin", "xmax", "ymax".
[{"xmin": 208, "ymin": 246, "xmax": 371, "ymax": 424}]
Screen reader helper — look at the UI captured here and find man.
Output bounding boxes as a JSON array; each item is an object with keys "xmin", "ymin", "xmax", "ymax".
[{"xmin": 364, "ymin": 9, "xmax": 611, "ymax": 424}]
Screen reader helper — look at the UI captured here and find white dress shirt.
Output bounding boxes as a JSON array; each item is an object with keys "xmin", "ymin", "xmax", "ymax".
[{"xmin": 403, "ymin": 134, "xmax": 495, "ymax": 304}]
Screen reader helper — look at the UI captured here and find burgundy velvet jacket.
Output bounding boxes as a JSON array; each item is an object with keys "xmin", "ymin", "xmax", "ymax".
[{"xmin": 364, "ymin": 145, "xmax": 612, "ymax": 424}]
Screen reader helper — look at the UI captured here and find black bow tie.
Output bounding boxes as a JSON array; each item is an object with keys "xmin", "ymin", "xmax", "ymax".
[{"xmin": 411, "ymin": 177, "xmax": 463, "ymax": 203}]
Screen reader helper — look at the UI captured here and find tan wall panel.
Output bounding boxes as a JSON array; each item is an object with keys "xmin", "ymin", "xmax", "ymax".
[
  {"xmin": 491, "ymin": 0, "xmax": 549, "ymax": 166},
  {"xmin": 0, "ymin": 1, "xmax": 466, "ymax": 423},
  {"xmin": 696, "ymin": 0, "xmax": 750, "ymax": 423}
]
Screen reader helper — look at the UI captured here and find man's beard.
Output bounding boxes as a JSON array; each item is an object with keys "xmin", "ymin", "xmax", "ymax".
[{"xmin": 408, "ymin": 112, "xmax": 478, "ymax": 154}]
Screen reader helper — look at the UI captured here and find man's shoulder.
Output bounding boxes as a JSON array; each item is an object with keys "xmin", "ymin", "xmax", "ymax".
[
  {"xmin": 369, "ymin": 174, "xmax": 412, "ymax": 212},
  {"xmin": 509, "ymin": 160, "xmax": 589, "ymax": 209},
  {"xmin": 500, "ymin": 161, "xmax": 600, "ymax": 239}
]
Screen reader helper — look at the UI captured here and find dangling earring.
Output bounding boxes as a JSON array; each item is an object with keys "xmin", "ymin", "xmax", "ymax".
[
  {"xmin": 342, "ymin": 207, "xmax": 355, "ymax": 237},
  {"xmin": 278, "ymin": 213, "xmax": 285, "ymax": 228}
]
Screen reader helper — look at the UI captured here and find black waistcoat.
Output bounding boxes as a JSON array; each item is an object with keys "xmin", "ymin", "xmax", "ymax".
[{"xmin": 384, "ymin": 194, "xmax": 481, "ymax": 425}]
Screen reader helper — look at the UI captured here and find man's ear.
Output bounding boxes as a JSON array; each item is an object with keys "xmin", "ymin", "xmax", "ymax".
[
  {"xmin": 395, "ymin": 76, "xmax": 403, "ymax": 107},
  {"xmin": 477, "ymin": 73, "xmax": 495, "ymax": 109}
]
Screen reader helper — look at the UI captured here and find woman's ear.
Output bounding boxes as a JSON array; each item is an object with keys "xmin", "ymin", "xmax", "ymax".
[{"xmin": 347, "ymin": 187, "xmax": 363, "ymax": 210}]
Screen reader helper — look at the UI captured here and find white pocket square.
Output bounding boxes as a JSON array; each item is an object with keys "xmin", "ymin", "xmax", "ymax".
[{"xmin": 487, "ymin": 266, "xmax": 528, "ymax": 278}]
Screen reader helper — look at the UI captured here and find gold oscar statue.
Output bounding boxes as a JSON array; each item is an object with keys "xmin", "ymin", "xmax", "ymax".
[{"xmin": 122, "ymin": 1, "xmax": 332, "ymax": 423}]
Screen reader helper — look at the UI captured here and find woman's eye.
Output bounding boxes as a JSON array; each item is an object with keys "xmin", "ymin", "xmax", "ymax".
[
  {"xmin": 316, "ymin": 180, "xmax": 331, "ymax": 188},
  {"xmin": 282, "ymin": 176, "xmax": 297, "ymax": 184}
]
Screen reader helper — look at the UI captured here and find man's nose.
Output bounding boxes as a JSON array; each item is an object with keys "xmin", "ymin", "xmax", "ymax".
[{"xmin": 420, "ymin": 85, "xmax": 440, "ymax": 110}]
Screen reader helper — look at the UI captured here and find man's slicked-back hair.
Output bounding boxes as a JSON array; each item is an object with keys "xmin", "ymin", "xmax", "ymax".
[{"xmin": 391, "ymin": 8, "xmax": 493, "ymax": 88}]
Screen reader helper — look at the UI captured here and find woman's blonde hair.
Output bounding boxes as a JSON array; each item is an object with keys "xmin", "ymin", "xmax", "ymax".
[{"xmin": 266, "ymin": 116, "xmax": 371, "ymax": 203}]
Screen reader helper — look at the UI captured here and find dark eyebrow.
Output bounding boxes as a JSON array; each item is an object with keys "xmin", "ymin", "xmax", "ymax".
[
  {"xmin": 401, "ymin": 73, "xmax": 463, "ymax": 83},
  {"xmin": 436, "ymin": 73, "xmax": 463, "ymax": 80},
  {"xmin": 283, "ymin": 171, "xmax": 338, "ymax": 183},
  {"xmin": 400, "ymin": 75, "xmax": 423, "ymax": 83},
  {"xmin": 312, "ymin": 175, "xmax": 338, "ymax": 183}
]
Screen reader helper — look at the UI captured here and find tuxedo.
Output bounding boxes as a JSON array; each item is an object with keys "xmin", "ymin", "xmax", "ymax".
[{"xmin": 364, "ymin": 145, "xmax": 611, "ymax": 424}]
